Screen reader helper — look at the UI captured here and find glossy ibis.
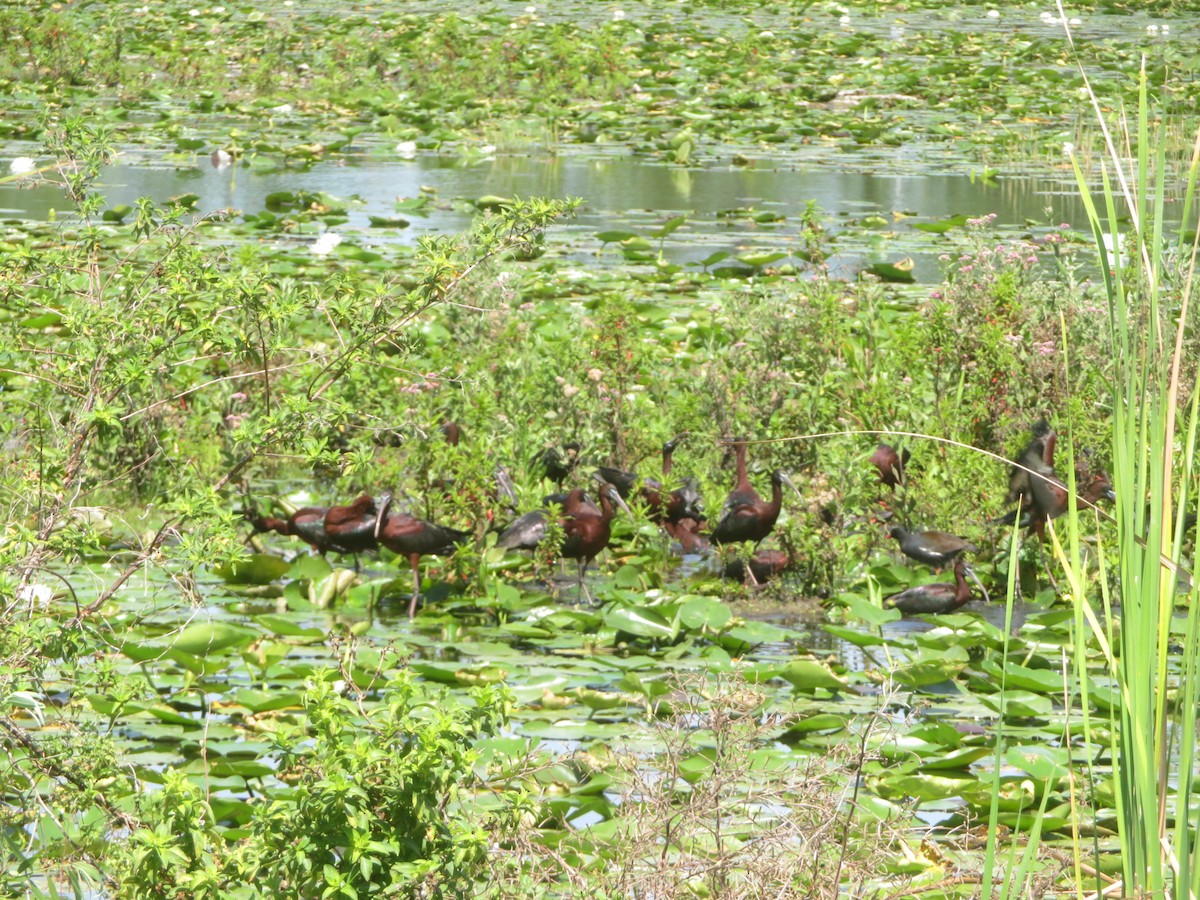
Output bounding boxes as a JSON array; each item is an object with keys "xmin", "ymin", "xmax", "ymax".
[
  {"xmin": 532, "ymin": 442, "xmax": 581, "ymax": 489},
  {"xmin": 324, "ymin": 492, "xmax": 392, "ymax": 553},
  {"xmin": 562, "ymin": 478, "xmax": 631, "ymax": 602},
  {"xmin": 723, "ymin": 548, "xmax": 791, "ymax": 583},
  {"xmin": 1006, "ymin": 419, "xmax": 1054, "ymax": 506},
  {"xmin": 378, "ymin": 512, "xmax": 472, "ymax": 618},
  {"xmin": 889, "ymin": 526, "xmax": 977, "ymax": 569},
  {"xmin": 440, "ymin": 420, "xmax": 463, "ymax": 446},
  {"xmin": 245, "ymin": 505, "xmax": 353, "ymax": 556},
  {"xmin": 870, "ymin": 443, "xmax": 910, "ymax": 489},
  {"xmin": 711, "ymin": 440, "xmax": 800, "ymax": 547},
  {"xmin": 887, "ymin": 558, "xmax": 973, "ymax": 615}
]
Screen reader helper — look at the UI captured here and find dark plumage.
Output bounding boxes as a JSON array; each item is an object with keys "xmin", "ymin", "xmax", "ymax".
[
  {"xmin": 889, "ymin": 526, "xmax": 977, "ymax": 568},
  {"xmin": 378, "ymin": 513, "xmax": 472, "ymax": 617},
  {"xmin": 712, "ymin": 464, "xmax": 800, "ymax": 548},
  {"xmin": 887, "ymin": 558, "xmax": 973, "ymax": 615},
  {"xmin": 870, "ymin": 443, "xmax": 910, "ymax": 488},
  {"xmin": 324, "ymin": 493, "xmax": 392, "ymax": 553},
  {"xmin": 532, "ymin": 443, "xmax": 581, "ymax": 488},
  {"xmin": 723, "ymin": 548, "xmax": 791, "ymax": 583},
  {"xmin": 1006, "ymin": 419, "xmax": 1054, "ymax": 506},
  {"xmin": 246, "ymin": 506, "xmax": 352, "ymax": 556}
]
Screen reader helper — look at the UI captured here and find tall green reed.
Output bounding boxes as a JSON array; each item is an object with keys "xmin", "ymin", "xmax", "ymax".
[{"xmin": 1063, "ymin": 50, "xmax": 1200, "ymax": 896}]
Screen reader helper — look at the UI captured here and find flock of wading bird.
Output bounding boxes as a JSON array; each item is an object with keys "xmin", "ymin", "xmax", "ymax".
[{"xmin": 244, "ymin": 420, "xmax": 1116, "ymax": 618}]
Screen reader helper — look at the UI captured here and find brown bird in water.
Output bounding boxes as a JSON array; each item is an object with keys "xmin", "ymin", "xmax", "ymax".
[
  {"xmin": 889, "ymin": 525, "xmax": 977, "ymax": 569},
  {"xmin": 324, "ymin": 493, "xmax": 392, "ymax": 553},
  {"xmin": 887, "ymin": 558, "xmax": 973, "ymax": 615},
  {"xmin": 377, "ymin": 511, "xmax": 472, "ymax": 618},
  {"xmin": 245, "ymin": 505, "xmax": 350, "ymax": 556},
  {"xmin": 723, "ymin": 548, "xmax": 791, "ymax": 584}
]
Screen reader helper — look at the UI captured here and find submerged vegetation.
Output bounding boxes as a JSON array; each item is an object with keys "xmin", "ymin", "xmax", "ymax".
[{"xmin": 2, "ymin": 0, "xmax": 1200, "ymax": 897}]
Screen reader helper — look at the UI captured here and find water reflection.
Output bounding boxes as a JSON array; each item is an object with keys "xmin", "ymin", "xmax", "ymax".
[{"xmin": 0, "ymin": 150, "xmax": 1099, "ymax": 284}]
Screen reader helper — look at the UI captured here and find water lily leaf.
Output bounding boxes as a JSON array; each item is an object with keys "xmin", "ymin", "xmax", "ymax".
[
  {"xmin": 678, "ymin": 596, "xmax": 731, "ymax": 630},
  {"xmin": 836, "ymin": 596, "xmax": 900, "ymax": 627},
  {"xmin": 736, "ymin": 251, "xmax": 787, "ymax": 268},
  {"xmin": 229, "ymin": 689, "xmax": 303, "ymax": 713},
  {"xmin": 145, "ymin": 705, "xmax": 201, "ymax": 727},
  {"xmin": 889, "ymin": 645, "xmax": 970, "ymax": 687},
  {"xmin": 605, "ymin": 606, "xmax": 677, "ymax": 640},
  {"xmin": 208, "ymin": 759, "xmax": 275, "ymax": 779},
  {"xmin": 821, "ymin": 624, "xmax": 890, "ymax": 648},
  {"xmin": 648, "ymin": 216, "xmax": 686, "ymax": 238},
  {"xmin": 779, "ymin": 713, "xmax": 848, "ymax": 741},
  {"xmin": 716, "ymin": 620, "xmax": 793, "ymax": 650},
  {"xmin": 697, "ymin": 251, "xmax": 730, "ymax": 267},
  {"xmin": 871, "ymin": 771, "xmax": 975, "ymax": 802},
  {"xmin": 474, "ymin": 195, "xmax": 511, "ymax": 211},
  {"xmin": 367, "ymin": 216, "xmax": 409, "ymax": 228},
  {"xmin": 251, "ymin": 615, "xmax": 324, "ymax": 640},
  {"xmin": 171, "ymin": 622, "xmax": 258, "ymax": 656},
  {"xmin": 919, "ymin": 746, "xmax": 992, "ymax": 771},
  {"xmin": 978, "ymin": 690, "xmax": 1053, "ymax": 718},
  {"xmin": 776, "ymin": 659, "xmax": 848, "ymax": 693},
  {"xmin": 595, "ymin": 230, "xmax": 639, "ymax": 243},
  {"xmin": 866, "ymin": 258, "xmax": 915, "ymax": 283},
  {"xmin": 1006, "ymin": 744, "xmax": 1069, "ymax": 780},
  {"xmin": 978, "ymin": 658, "xmax": 1064, "ymax": 694},
  {"xmin": 175, "ymin": 138, "xmax": 206, "ymax": 151},
  {"xmin": 913, "ymin": 214, "xmax": 971, "ymax": 234},
  {"xmin": 213, "ymin": 553, "xmax": 290, "ymax": 585}
]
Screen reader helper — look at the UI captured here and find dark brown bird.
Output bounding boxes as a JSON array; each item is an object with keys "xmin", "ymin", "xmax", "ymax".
[
  {"xmin": 711, "ymin": 440, "xmax": 800, "ymax": 548},
  {"xmin": 889, "ymin": 525, "xmax": 977, "ymax": 568},
  {"xmin": 378, "ymin": 512, "xmax": 472, "ymax": 618},
  {"xmin": 1006, "ymin": 419, "xmax": 1054, "ymax": 506},
  {"xmin": 440, "ymin": 420, "xmax": 463, "ymax": 446},
  {"xmin": 561, "ymin": 479, "xmax": 631, "ymax": 602},
  {"xmin": 723, "ymin": 548, "xmax": 791, "ymax": 583},
  {"xmin": 532, "ymin": 443, "xmax": 581, "ymax": 489},
  {"xmin": 887, "ymin": 558, "xmax": 973, "ymax": 615},
  {"xmin": 870, "ymin": 443, "xmax": 910, "ymax": 488},
  {"xmin": 246, "ymin": 506, "xmax": 351, "ymax": 556},
  {"xmin": 653, "ymin": 433, "xmax": 705, "ymax": 528},
  {"xmin": 324, "ymin": 493, "xmax": 392, "ymax": 553}
]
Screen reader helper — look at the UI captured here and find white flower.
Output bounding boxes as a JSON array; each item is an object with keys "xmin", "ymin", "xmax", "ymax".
[
  {"xmin": 612, "ymin": 9, "xmax": 625, "ymax": 19},
  {"xmin": 1062, "ymin": 142, "xmax": 1075, "ymax": 157},
  {"xmin": 1146, "ymin": 23, "xmax": 1159, "ymax": 34},
  {"xmin": 1163, "ymin": 24, "xmax": 1170, "ymax": 34},
  {"xmin": 9, "ymin": 157, "xmax": 35, "ymax": 174},
  {"xmin": 525, "ymin": 4, "xmax": 536, "ymax": 11},
  {"xmin": 189, "ymin": 8, "xmax": 199, "ymax": 15},
  {"xmin": 759, "ymin": 30, "xmax": 774, "ymax": 37},
  {"xmin": 270, "ymin": 103, "xmax": 293, "ymax": 114},
  {"xmin": 1069, "ymin": 17, "xmax": 1081, "ymax": 25},
  {"xmin": 986, "ymin": 9, "xmax": 1000, "ymax": 18},
  {"xmin": 396, "ymin": 141, "xmax": 417, "ymax": 159},
  {"xmin": 312, "ymin": 232, "xmax": 343, "ymax": 257},
  {"xmin": 480, "ymin": 144, "xmax": 497, "ymax": 155},
  {"xmin": 839, "ymin": 14, "xmax": 851, "ymax": 26},
  {"xmin": 210, "ymin": 149, "xmax": 233, "ymax": 169}
]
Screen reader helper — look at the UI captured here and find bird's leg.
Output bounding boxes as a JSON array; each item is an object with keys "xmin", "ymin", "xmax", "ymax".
[
  {"xmin": 744, "ymin": 542, "xmax": 760, "ymax": 588},
  {"xmin": 407, "ymin": 556, "xmax": 421, "ymax": 618},
  {"xmin": 578, "ymin": 558, "xmax": 592, "ymax": 606}
]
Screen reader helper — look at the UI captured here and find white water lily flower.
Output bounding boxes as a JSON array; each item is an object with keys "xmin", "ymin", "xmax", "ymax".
[
  {"xmin": 839, "ymin": 14, "xmax": 851, "ymax": 26},
  {"xmin": 9, "ymin": 157, "xmax": 35, "ymax": 174},
  {"xmin": 396, "ymin": 141, "xmax": 418, "ymax": 159},
  {"xmin": 312, "ymin": 232, "xmax": 343, "ymax": 257},
  {"xmin": 986, "ymin": 9, "xmax": 1000, "ymax": 18},
  {"xmin": 1062, "ymin": 142, "xmax": 1075, "ymax": 156},
  {"xmin": 613, "ymin": 9, "xmax": 625, "ymax": 19}
]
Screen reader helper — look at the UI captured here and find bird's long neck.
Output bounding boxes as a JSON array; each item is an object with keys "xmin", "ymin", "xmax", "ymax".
[
  {"xmin": 953, "ymin": 560, "xmax": 970, "ymax": 604},
  {"xmin": 734, "ymin": 442, "xmax": 750, "ymax": 490},
  {"xmin": 767, "ymin": 477, "xmax": 783, "ymax": 518},
  {"xmin": 598, "ymin": 490, "xmax": 617, "ymax": 524},
  {"xmin": 1042, "ymin": 432, "xmax": 1058, "ymax": 469}
]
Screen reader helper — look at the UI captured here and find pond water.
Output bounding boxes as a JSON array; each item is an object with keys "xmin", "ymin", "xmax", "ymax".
[{"xmin": 1, "ymin": 148, "xmax": 1092, "ymax": 283}]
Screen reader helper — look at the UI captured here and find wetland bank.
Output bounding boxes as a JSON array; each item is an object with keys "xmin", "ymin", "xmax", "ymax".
[{"xmin": 2, "ymin": 0, "xmax": 1199, "ymax": 897}]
